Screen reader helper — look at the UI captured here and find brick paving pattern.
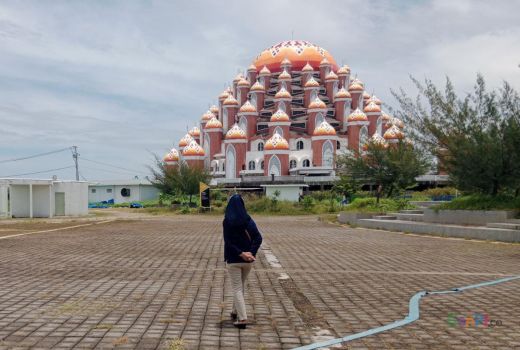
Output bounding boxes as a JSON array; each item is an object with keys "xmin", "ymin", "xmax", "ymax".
[{"xmin": 0, "ymin": 215, "xmax": 519, "ymax": 349}]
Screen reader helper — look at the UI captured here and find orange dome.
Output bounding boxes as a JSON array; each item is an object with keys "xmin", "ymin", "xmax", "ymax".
[
  {"xmin": 205, "ymin": 116, "xmax": 223, "ymax": 129},
  {"xmin": 259, "ymin": 65, "xmax": 271, "ymax": 76},
  {"xmin": 347, "ymin": 108, "xmax": 368, "ymax": 122},
  {"xmin": 237, "ymin": 78, "xmax": 250, "ymax": 87},
  {"xmin": 368, "ymin": 95, "xmax": 382, "ymax": 105},
  {"xmin": 189, "ymin": 126, "xmax": 201, "ymax": 137},
  {"xmin": 239, "ymin": 100, "xmax": 257, "ymax": 113},
  {"xmin": 335, "ymin": 87, "xmax": 351, "ymax": 99},
  {"xmin": 219, "ymin": 89, "xmax": 229, "ymax": 100},
  {"xmin": 265, "ymin": 132, "xmax": 289, "ymax": 150},
  {"xmin": 320, "ymin": 57, "xmax": 331, "ymax": 66},
  {"xmin": 313, "ymin": 120, "xmax": 337, "ymax": 136},
  {"xmin": 274, "ymin": 87, "xmax": 291, "ymax": 99},
  {"xmin": 302, "ymin": 62, "xmax": 314, "ymax": 72},
  {"xmin": 337, "ymin": 65, "xmax": 350, "ymax": 75},
  {"xmin": 252, "ymin": 40, "xmax": 338, "ymax": 73},
  {"xmin": 278, "ymin": 69, "xmax": 291, "ymax": 81},
  {"xmin": 388, "ymin": 117, "xmax": 404, "ymax": 129},
  {"xmin": 281, "ymin": 57, "xmax": 292, "ymax": 66},
  {"xmin": 370, "ymin": 133, "xmax": 387, "ymax": 146},
  {"xmin": 182, "ymin": 140, "xmax": 205, "ymax": 156},
  {"xmin": 324, "ymin": 70, "xmax": 338, "ymax": 81},
  {"xmin": 250, "ymin": 81, "xmax": 265, "ymax": 92},
  {"xmin": 247, "ymin": 64, "xmax": 257, "ymax": 72},
  {"xmin": 348, "ymin": 78, "xmax": 364, "ymax": 92},
  {"xmin": 363, "ymin": 91, "xmax": 371, "ymax": 99},
  {"xmin": 304, "ymin": 76, "xmax": 320, "ymax": 88},
  {"xmin": 270, "ymin": 109, "xmax": 290, "ymax": 122},
  {"xmin": 178, "ymin": 133, "xmax": 194, "ymax": 148},
  {"xmin": 381, "ymin": 110, "xmax": 392, "ymax": 121},
  {"xmin": 308, "ymin": 96, "xmax": 327, "ymax": 110},
  {"xmin": 163, "ymin": 148, "xmax": 179, "ymax": 162},
  {"xmin": 233, "ymin": 73, "xmax": 244, "ymax": 82},
  {"xmin": 201, "ymin": 110, "xmax": 215, "ymax": 122},
  {"xmin": 364, "ymin": 101, "xmax": 381, "ymax": 113},
  {"xmin": 209, "ymin": 105, "xmax": 219, "ymax": 114},
  {"xmin": 384, "ymin": 125, "xmax": 404, "ymax": 140},
  {"xmin": 223, "ymin": 94, "xmax": 239, "ymax": 106},
  {"xmin": 225, "ymin": 123, "xmax": 247, "ymax": 140}
]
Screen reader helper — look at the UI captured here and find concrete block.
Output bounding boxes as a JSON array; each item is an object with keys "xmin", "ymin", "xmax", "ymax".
[
  {"xmin": 487, "ymin": 222, "xmax": 520, "ymax": 230},
  {"xmin": 337, "ymin": 212, "xmax": 372, "ymax": 224},
  {"xmin": 423, "ymin": 209, "xmax": 518, "ymax": 226}
]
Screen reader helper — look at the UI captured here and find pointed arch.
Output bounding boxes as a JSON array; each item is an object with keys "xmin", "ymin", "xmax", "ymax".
[
  {"xmin": 310, "ymin": 89, "xmax": 318, "ymax": 101},
  {"xmin": 333, "ymin": 81, "xmax": 339, "ymax": 97},
  {"xmin": 204, "ymin": 134, "xmax": 210, "ymax": 168},
  {"xmin": 223, "ymin": 108, "xmax": 229, "ymax": 131},
  {"xmin": 239, "ymin": 116, "xmax": 247, "ymax": 134},
  {"xmin": 376, "ymin": 117, "xmax": 383, "ymax": 136},
  {"xmin": 225, "ymin": 144, "xmax": 236, "ymax": 179},
  {"xmin": 315, "ymin": 112, "xmax": 325, "ymax": 126},
  {"xmin": 279, "ymin": 101, "xmax": 286, "ymax": 112},
  {"xmin": 274, "ymin": 126, "xmax": 283, "ymax": 137},
  {"xmin": 359, "ymin": 125, "xmax": 368, "ymax": 153},
  {"xmin": 322, "ymin": 140, "xmax": 334, "ymax": 167},
  {"xmin": 251, "ymin": 94, "xmax": 257, "ymax": 110},
  {"xmin": 268, "ymin": 155, "xmax": 281, "ymax": 176}
]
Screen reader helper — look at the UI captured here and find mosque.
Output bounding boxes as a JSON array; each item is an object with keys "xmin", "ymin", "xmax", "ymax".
[{"xmin": 163, "ymin": 40, "xmax": 405, "ymax": 186}]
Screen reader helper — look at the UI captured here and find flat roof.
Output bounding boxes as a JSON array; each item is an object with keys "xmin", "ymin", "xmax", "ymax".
[
  {"xmin": 0, "ymin": 178, "xmax": 88, "ymax": 185},
  {"xmin": 90, "ymin": 179, "xmax": 154, "ymax": 186},
  {"xmin": 260, "ymin": 184, "xmax": 309, "ymax": 188}
]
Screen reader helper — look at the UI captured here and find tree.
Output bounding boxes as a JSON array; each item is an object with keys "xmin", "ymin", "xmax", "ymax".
[
  {"xmin": 149, "ymin": 155, "xmax": 210, "ymax": 205},
  {"xmin": 392, "ymin": 75, "xmax": 520, "ymax": 196},
  {"xmin": 337, "ymin": 142, "xmax": 429, "ymax": 203}
]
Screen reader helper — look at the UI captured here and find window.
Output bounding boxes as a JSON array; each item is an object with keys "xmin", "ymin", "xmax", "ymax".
[
  {"xmin": 289, "ymin": 159, "xmax": 297, "ymax": 169},
  {"xmin": 121, "ymin": 188, "xmax": 131, "ymax": 197},
  {"xmin": 311, "ymin": 89, "xmax": 318, "ymax": 101},
  {"xmin": 359, "ymin": 126, "xmax": 368, "ymax": 153},
  {"xmin": 226, "ymin": 145, "xmax": 236, "ymax": 179},
  {"xmin": 376, "ymin": 117, "xmax": 383, "ymax": 136},
  {"xmin": 257, "ymin": 142, "xmax": 264, "ymax": 151},
  {"xmin": 274, "ymin": 126, "xmax": 283, "ymax": 137},
  {"xmin": 296, "ymin": 140, "xmax": 304, "ymax": 150},
  {"xmin": 315, "ymin": 112, "xmax": 324, "ymax": 126},
  {"xmin": 260, "ymin": 160, "xmax": 264, "ymax": 170},
  {"xmin": 302, "ymin": 159, "xmax": 310, "ymax": 167},
  {"xmin": 337, "ymin": 141, "xmax": 341, "ymax": 150},
  {"xmin": 248, "ymin": 160, "xmax": 256, "ymax": 170},
  {"xmin": 106, "ymin": 188, "xmax": 112, "ymax": 193},
  {"xmin": 91, "ymin": 188, "xmax": 96, "ymax": 193},
  {"xmin": 268, "ymin": 155, "xmax": 281, "ymax": 176},
  {"xmin": 322, "ymin": 140, "xmax": 334, "ymax": 167},
  {"xmin": 279, "ymin": 101, "xmax": 286, "ymax": 112}
]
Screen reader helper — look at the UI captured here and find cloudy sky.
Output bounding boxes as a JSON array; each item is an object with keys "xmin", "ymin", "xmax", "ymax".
[{"xmin": 0, "ymin": 0, "xmax": 519, "ymax": 180}]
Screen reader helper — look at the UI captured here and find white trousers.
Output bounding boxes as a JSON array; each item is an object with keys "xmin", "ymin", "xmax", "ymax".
[{"xmin": 227, "ymin": 262, "xmax": 253, "ymax": 321}]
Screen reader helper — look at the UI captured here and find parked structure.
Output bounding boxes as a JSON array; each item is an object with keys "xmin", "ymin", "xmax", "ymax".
[
  {"xmin": 0, "ymin": 178, "xmax": 88, "ymax": 218},
  {"xmin": 88, "ymin": 179, "xmax": 159, "ymax": 204}
]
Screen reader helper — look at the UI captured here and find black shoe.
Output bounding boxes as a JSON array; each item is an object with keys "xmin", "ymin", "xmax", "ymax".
[
  {"xmin": 230, "ymin": 312, "xmax": 237, "ymax": 321},
  {"xmin": 233, "ymin": 320, "xmax": 247, "ymax": 329}
]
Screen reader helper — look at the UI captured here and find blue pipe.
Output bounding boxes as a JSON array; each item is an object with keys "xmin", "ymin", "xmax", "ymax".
[{"xmin": 293, "ymin": 275, "xmax": 520, "ymax": 350}]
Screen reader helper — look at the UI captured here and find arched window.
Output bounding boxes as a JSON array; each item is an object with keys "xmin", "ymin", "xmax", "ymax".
[
  {"xmin": 311, "ymin": 89, "xmax": 318, "ymax": 101},
  {"xmin": 223, "ymin": 108, "xmax": 228, "ymax": 131},
  {"xmin": 337, "ymin": 141, "xmax": 341, "ymax": 150},
  {"xmin": 322, "ymin": 140, "xmax": 334, "ymax": 167},
  {"xmin": 259, "ymin": 77, "xmax": 264, "ymax": 86},
  {"xmin": 274, "ymin": 126, "xmax": 283, "ymax": 137},
  {"xmin": 251, "ymin": 94, "xmax": 257, "ymax": 110},
  {"xmin": 222, "ymin": 162, "xmax": 225, "ymax": 172},
  {"xmin": 260, "ymin": 160, "xmax": 264, "ymax": 170},
  {"xmin": 302, "ymin": 159, "xmax": 310, "ymax": 167},
  {"xmin": 359, "ymin": 126, "xmax": 368, "ymax": 153},
  {"xmin": 315, "ymin": 112, "xmax": 324, "ymax": 126},
  {"xmin": 236, "ymin": 89, "xmax": 241, "ymax": 104},
  {"xmin": 204, "ymin": 134, "xmax": 210, "ymax": 168},
  {"xmin": 268, "ymin": 155, "xmax": 281, "ymax": 176},
  {"xmin": 296, "ymin": 140, "xmax": 304, "ymax": 150},
  {"xmin": 279, "ymin": 101, "xmax": 286, "ymax": 112},
  {"xmin": 289, "ymin": 159, "xmax": 297, "ymax": 169},
  {"xmin": 239, "ymin": 116, "xmax": 247, "ymax": 134},
  {"xmin": 257, "ymin": 142, "xmax": 264, "ymax": 151},
  {"xmin": 281, "ymin": 81, "xmax": 287, "ymax": 90},
  {"xmin": 333, "ymin": 81, "xmax": 339, "ymax": 97},
  {"xmin": 225, "ymin": 145, "xmax": 236, "ymax": 179},
  {"xmin": 248, "ymin": 160, "xmax": 256, "ymax": 170},
  {"xmin": 344, "ymin": 103, "xmax": 351, "ymax": 121},
  {"xmin": 376, "ymin": 117, "xmax": 383, "ymax": 136}
]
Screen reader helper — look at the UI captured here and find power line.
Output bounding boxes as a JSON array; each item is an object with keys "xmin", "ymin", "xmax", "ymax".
[
  {"xmin": 0, "ymin": 166, "xmax": 75, "ymax": 178},
  {"xmin": 81, "ymin": 165, "xmax": 147, "ymax": 176},
  {"xmin": 0, "ymin": 147, "xmax": 71, "ymax": 163},
  {"xmin": 80, "ymin": 157, "xmax": 148, "ymax": 175}
]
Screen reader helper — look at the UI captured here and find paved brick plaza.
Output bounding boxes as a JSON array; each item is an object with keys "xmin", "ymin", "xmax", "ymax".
[{"xmin": 0, "ymin": 215, "xmax": 519, "ymax": 349}]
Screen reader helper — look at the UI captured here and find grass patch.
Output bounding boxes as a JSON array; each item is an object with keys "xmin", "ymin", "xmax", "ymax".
[
  {"xmin": 167, "ymin": 338, "xmax": 186, "ymax": 350},
  {"xmin": 342, "ymin": 197, "xmax": 416, "ymax": 213},
  {"xmin": 434, "ymin": 194, "xmax": 520, "ymax": 211}
]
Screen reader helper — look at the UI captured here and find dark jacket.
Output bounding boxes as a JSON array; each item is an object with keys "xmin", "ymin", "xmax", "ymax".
[{"xmin": 223, "ymin": 195, "xmax": 263, "ymax": 263}]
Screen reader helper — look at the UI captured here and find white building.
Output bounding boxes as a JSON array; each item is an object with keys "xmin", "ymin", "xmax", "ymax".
[
  {"xmin": 88, "ymin": 179, "xmax": 160, "ymax": 204},
  {"xmin": 0, "ymin": 178, "xmax": 89, "ymax": 218}
]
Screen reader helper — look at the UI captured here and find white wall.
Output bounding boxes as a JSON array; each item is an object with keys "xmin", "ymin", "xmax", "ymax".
[
  {"xmin": 32, "ymin": 185, "xmax": 51, "ymax": 218},
  {"xmin": 88, "ymin": 186, "xmax": 116, "ymax": 203},
  {"xmin": 0, "ymin": 185, "xmax": 8, "ymax": 218},
  {"xmin": 53, "ymin": 182, "xmax": 88, "ymax": 216},
  {"xmin": 265, "ymin": 186, "xmax": 303, "ymax": 202},
  {"xmin": 114, "ymin": 185, "xmax": 141, "ymax": 203},
  {"xmin": 10, "ymin": 185, "xmax": 30, "ymax": 218},
  {"xmin": 139, "ymin": 185, "xmax": 160, "ymax": 201}
]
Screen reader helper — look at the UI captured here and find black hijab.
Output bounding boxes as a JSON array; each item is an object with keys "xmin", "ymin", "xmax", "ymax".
[{"xmin": 224, "ymin": 194, "xmax": 251, "ymax": 227}]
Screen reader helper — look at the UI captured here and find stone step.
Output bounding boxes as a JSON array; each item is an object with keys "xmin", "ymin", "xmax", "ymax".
[
  {"xmin": 389, "ymin": 213, "xmax": 425, "ymax": 222},
  {"xmin": 487, "ymin": 222, "xmax": 520, "ymax": 230},
  {"xmin": 506, "ymin": 219, "xmax": 520, "ymax": 224},
  {"xmin": 399, "ymin": 209, "xmax": 424, "ymax": 214},
  {"xmin": 356, "ymin": 219, "xmax": 520, "ymax": 243},
  {"xmin": 410, "ymin": 201, "xmax": 448, "ymax": 208},
  {"xmin": 372, "ymin": 215, "xmax": 397, "ymax": 220}
]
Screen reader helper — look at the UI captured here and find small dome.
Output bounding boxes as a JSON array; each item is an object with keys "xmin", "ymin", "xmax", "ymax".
[
  {"xmin": 201, "ymin": 110, "xmax": 215, "ymax": 122},
  {"xmin": 370, "ymin": 133, "xmax": 387, "ymax": 146},
  {"xmin": 275, "ymin": 87, "xmax": 291, "ymax": 99},
  {"xmin": 259, "ymin": 65, "xmax": 271, "ymax": 76},
  {"xmin": 337, "ymin": 65, "xmax": 350, "ymax": 75},
  {"xmin": 325, "ymin": 70, "xmax": 338, "ymax": 81},
  {"xmin": 270, "ymin": 109, "xmax": 290, "ymax": 122},
  {"xmin": 237, "ymin": 78, "xmax": 250, "ymax": 87},
  {"xmin": 225, "ymin": 123, "xmax": 247, "ymax": 140},
  {"xmin": 304, "ymin": 76, "xmax": 320, "ymax": 88},
  {"xmin": 239, "ymin": 100, "xmax": 257, "ymax": 113},
  {"xmin": 369, "ymin": 95, "xmax": 382, "ymax": 105},
  {"xmin": 278, "ymin": 69, "xmax": 291, "ymax": 81},
  {"xmin": 347, "ymin": 108, "xmax": 368, "ymax": 122},
  {"xmin": 210, "ymin": 105, "xmax": 219, "ymax": 114},
  {"xmin": 364, "ymin": 101, "xmax": 381, "ymax": 113},
  {"xmin": 302, "ymin": 62, "xmax": 314, "ymax": 72},
  {"xmin": 250, "ymin": 81, "xmax": 265, "ymax": 92},
  {"xmin": 348, "ymin": 78, "xmax": 364, "ymax": 92},
  {"xmin": 281, "ymin": 57, "xmax": 292, "ymax": 66},
  {"xmin": 223, "ymin": 94, "xmax": 239, "ymax": 106},
  {"xmin": 320, "ymin": 57, "xmax": 331, "ymax": 66},
  {"xmin": 335, "ymin": 87, "xmax": 351, "ymax": 99},
  {"xmin": 363, "ymin": 91, "xmax": 371, "ymax": 99},
  {"xmin": 233, "ymin": 73, "xmax": 244, "ymax": 82},
  {"xmin": 265, "ymin": 132, "xmax": 289, "ymax": 150},
  {"xmin": 388, "ymin": 117, "xmax": 404, "ymax": 129},
  {"xmin": 205, "ymin": 116, "xmax": 223, "ymax": 129},
  {"xmin": 247, "ymin": 64, "xmax": 257, "ymax": 72},
  {"xmin": 182, "ymin": 140, "xmax": 205, "ymax": 156},
  {"xmin": 313, "ymin": 120, "xmax": 337, "ymax": 136},
  {"xmin": 308, "ymin": 96, "xmax": 327, "ymax": 109},
  {"xmin": 381, "ymin": 110, "xmax": 392, "ymax": 121},
  {"xmin": 384, "ymin": 125, "xmax": 404, "ymax": 140},
  {"xmin": 179, "ymin": 133, "xmax": 194, "ymax": 148},
  {"xmin": 189, "ymin": 126, "xmax": 201, "ymax": 137},
  {"xmin": 219, "ymin": 89, "xmax": 229, "ymax": 100},
  {"xmin": 163, "ymin": 148, "xmax": 179, "ymax": 162}
]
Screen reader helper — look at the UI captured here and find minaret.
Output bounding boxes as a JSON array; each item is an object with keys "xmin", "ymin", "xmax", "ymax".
[
  {"xmin": 188, "ymin": 126, "xmax": 201, "ymax": 145},
  {"xmin": 163, "ymin": 148, "xmax": 179, "ymax": 169},
  {"xmin": 307, "ymin": 96, "xmax": 327, "ymax": 135},
  {"xmin": 237, "ymin": 78, "xmax": 250, "ymax": 106},
  {"xmin": 258, "ymin": 66, "xmax": 271, "ymax": 90},
  {"xmin": 268, "ymin": 108, "xmax": 291, "ymax": 138},
  {"xmin": 237, "ymin": 100, "xmax": 258, "ymax": 139},
  {"xmin": 280, "ymin": 57, "xmax": 292, "ymax": 74},
  {"xmin": 311, "ymin": 120, "xmax": 338, "ymax": 167},
  {"xmin": 224, "ymin": 124, "xmax": 248, "ymax": 177},
  {"xmin": 337, "ymin": 65, "xmax": 351, "ymax": 88},
  {"xmin": 319, "ymin": 57, "xmax": 331, "ymax": 82},
  {"xmin": 247, "ymin": 64, "xmax": 258, "ymax": 84},
  {"xmin": 348, "ymin": 78, "xmax": 364, "ymax": 110},
  {"xmin": 222, "ymin": 94, "xmax": 239, "ymax": 133},
  {"xmin": 204, "ymin": 116, "xmax": 223, "ymax": 160},
  {"xmin": 250, "ymin": 81, "xmax": 266, "ymax": 112},
  {"xmin": 263, "ymin": 132, "xmax": 290, "ymax": 176},
  {"xmin": 182, "ymin": 140, "xmax": 205, "ymax": 169},
  {"xmin": 383, "ymin": 124, "xmax": 404, "ymax": 145},
  {"xmin": 301, "ymin": 62, "xmax": 314, "ymax": 86},
  {"xmin": 333, "ymin": 88, "xmax": 352, "ymax": 130},
  {"xmin": 324, "ymin": 70, "xmax": 339, "ymax": 102},
  {"xmin": 278, "ymin": 69, "xmax": 292, "ymax": 95},
  {"xmin": 364, "ymin": 101, "xmax": 382, "ymax": 136},
  {"xmin": 303, "ymin": 77, "xmax": 320, "ymax": 108},
  {"xmin": 346, "ymin": 108, "xmax": 369, "ymax": 152},
  {"xmin": 232, "ymin": 73, "xmax": 244, "ymax": 98},
  {"xmin": 274, "ymin": 87, "xmax": 292, "ymax": 118},
  {"xmin": 218, "ymin": 87, "xmax": 230, "ymax": 122}
]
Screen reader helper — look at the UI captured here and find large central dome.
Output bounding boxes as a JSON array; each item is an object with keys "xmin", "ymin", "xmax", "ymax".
[{"xmin": 252, "ymin": 40, "xmax": 338, "ymax": 73}]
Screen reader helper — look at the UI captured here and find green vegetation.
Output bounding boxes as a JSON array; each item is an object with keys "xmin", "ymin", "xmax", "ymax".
[
  {"xmin": 434, "ymin": 194, "xmax": 520, "ymax": 211},
  {"xmin": 342, "ymin": 197, "xmax": 416, "ymax": 213}
]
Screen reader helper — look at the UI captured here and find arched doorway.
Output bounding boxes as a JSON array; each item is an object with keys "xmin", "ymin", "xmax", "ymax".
[{"xmin": 225, "ymin": 145, "xmax": 236, "ymax": 179}]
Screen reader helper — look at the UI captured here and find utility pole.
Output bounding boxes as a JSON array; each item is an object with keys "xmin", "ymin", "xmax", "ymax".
[{"xmin": 72, "ymin": 146, "xmax": 79, "ymax": 181}]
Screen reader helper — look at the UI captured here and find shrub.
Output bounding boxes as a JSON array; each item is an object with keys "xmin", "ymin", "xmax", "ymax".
[
  {"xmin": 344, "ymin": 197, "xmax": 416, "ymax": 213},
  {"xmin": 434, "ymin": 194, "xmax": 520, "ymax": 211},
  {"xmin": 301, "ymin": 196, "xmax": 315, "ymax": 211}
]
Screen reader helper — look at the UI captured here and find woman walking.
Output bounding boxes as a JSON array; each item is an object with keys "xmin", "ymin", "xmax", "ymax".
[{"xmin": 223, "ymin": 194, "xmax": 262, "ymax": 329}]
